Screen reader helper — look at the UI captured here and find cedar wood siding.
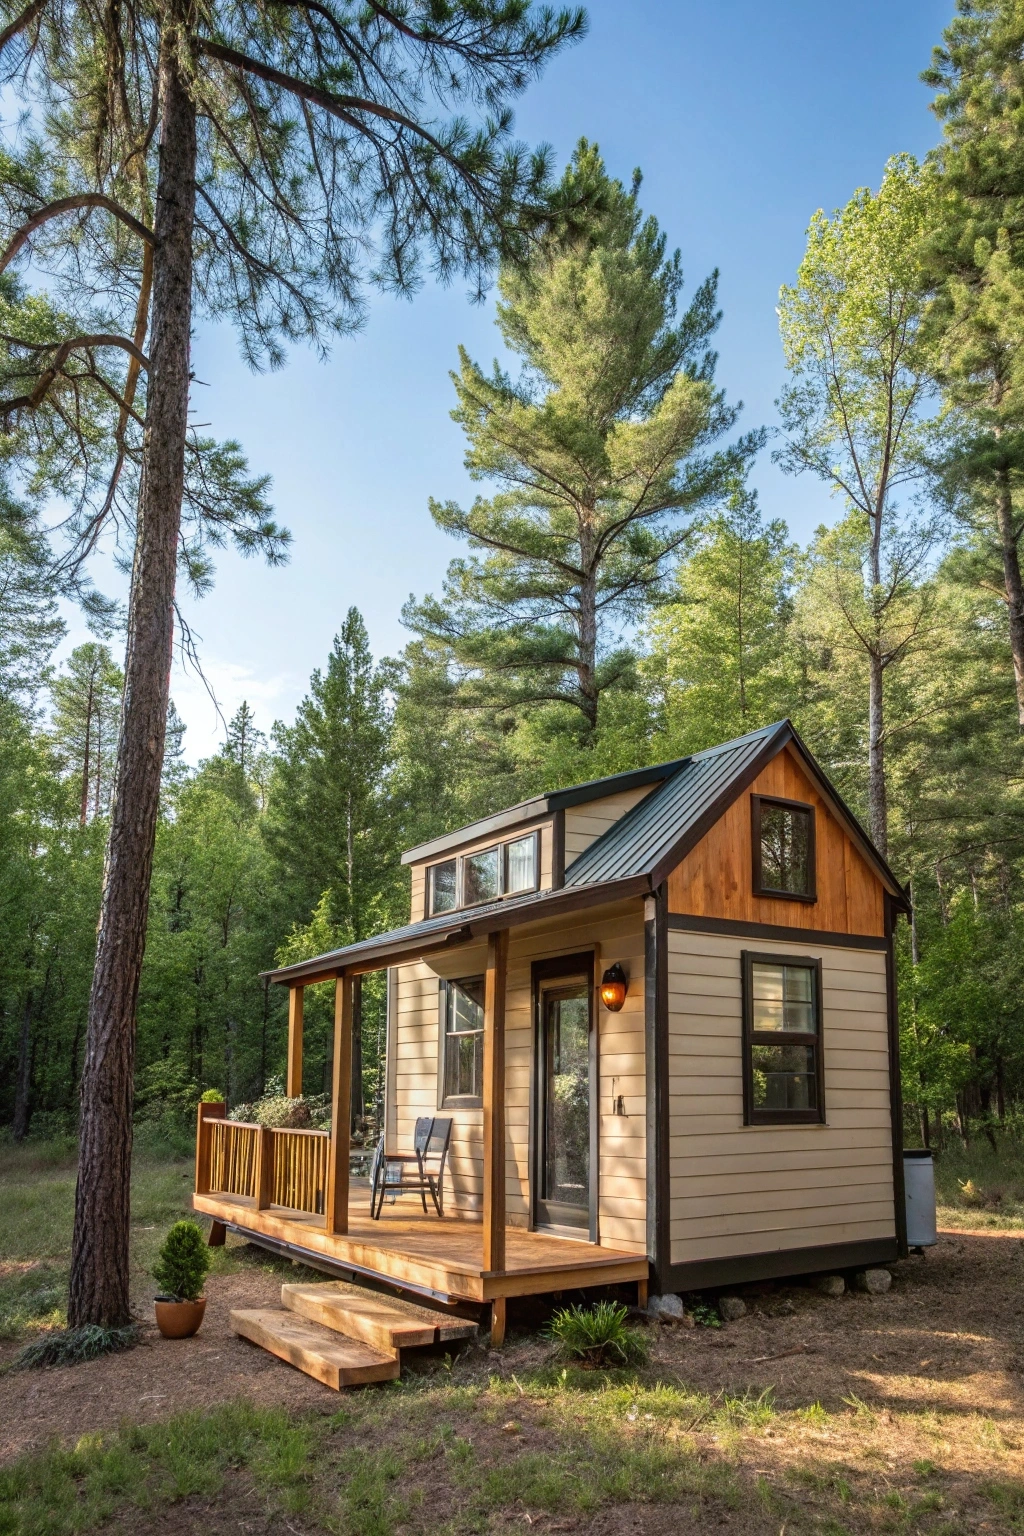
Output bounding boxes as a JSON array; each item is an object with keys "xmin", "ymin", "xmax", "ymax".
[
  {"xmin": 664, "ymin": 748, "xmax": 896, "ymax": 1269},
  {"xmin": 389, "ymin": 899, "xmax": 647, "ymax": 1254}
]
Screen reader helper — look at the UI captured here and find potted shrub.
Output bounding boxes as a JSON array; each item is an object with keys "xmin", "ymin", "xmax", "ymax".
[{"xmin": 153, "ymin": 1219, "xmax": 212, "ymax": 1339}]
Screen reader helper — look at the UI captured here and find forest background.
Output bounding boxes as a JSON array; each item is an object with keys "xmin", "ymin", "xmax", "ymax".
[{"xmin": 1, "ymin": 0, "xmax": 1022, "ymax": 1155}]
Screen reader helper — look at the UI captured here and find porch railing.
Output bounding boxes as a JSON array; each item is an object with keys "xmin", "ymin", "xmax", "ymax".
[{"xmin": 195, "ymin": 1104, "xmax": 330, "ymax": 1217}]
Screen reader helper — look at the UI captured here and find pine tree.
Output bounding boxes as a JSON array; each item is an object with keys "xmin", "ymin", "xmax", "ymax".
[
  {"xmin": 50, "ymin": 645, "xmax": 124, "ymax": 826},
  {"xmin": 643, "ymin": 484, "xmax": 796, "ymax": 754},
  {"xmin": 0, "ymin": 0, "xmax": 583, "ymax": 1328},
  {"xmin": 0, "ymin": 501, "xmax": 64, "ymax": 702},
  {"xmin": 923, "ymin": 0, "xmax": 1024, "ymax": 728},
  {"xmin": 268, "ymin": 609, "xmax": 397, "ymax": 939},
  {"xmin": 404, "ymin": 141, "xmax": 761, "ymax": 747}
]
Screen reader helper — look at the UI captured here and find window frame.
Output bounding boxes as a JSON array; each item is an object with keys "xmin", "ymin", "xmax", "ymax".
[
  {"xmin": 750, "ymin": 794, "xmax": 817, "ymax": 904},
  {"xmin": 741, "ymin": 950, "xmax": 825, "ymax": 1127},
  {"xmin": 437, "ymin": 974, "xmax": 485, "ymax": 1109},
  {"xmin": 425, "ymin": 828, "xmax": 541, "ymax": 916}
]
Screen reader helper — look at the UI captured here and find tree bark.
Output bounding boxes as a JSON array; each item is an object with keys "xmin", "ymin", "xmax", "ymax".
[
  {"xmin": 994, "ymin": 464, "xmax": 1024, "ymax": 729},
  {"xmin": 67, "ymin": 15, "xmax": 196, "ymax": 1330},
  {"xmin": 12, "ymin": 990, "xmax": 32, "ymax": 1141},
  {"xmin": 80, "ymin": 666, "xmax": 94, "ymax": 827},
  {"xmin": 577, "ymin": 520, "xmax": 598, "ymax": 732},
  {"xmin": 867, "ymin": 648, "xmax": 887, "ymax": 858}
]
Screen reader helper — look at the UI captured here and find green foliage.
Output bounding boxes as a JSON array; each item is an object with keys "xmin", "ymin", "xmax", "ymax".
[
  {"xmin": 199, "ymin": 1089, "xmax": 224, "ymax": 1104},
  {"xmin": 688, "ymin": 1301, "xmax": 723, "ymax": 1329},
  {"xmin": 545, "ymin": 1301, "xmax": 650, "ymax": 1368},
  {"xmin": 152, "ymin": 1221, "xmax": 211, "ymax": 1304},
  {"xmin": 14, "ymin": 1323, "xmax": 139, "ymax": 1369}
]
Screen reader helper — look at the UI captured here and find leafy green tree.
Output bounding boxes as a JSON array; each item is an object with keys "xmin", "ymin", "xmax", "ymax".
[
  {"xmin": 777, "ymin": 155, "xmax": 939, "ymax": 857},
  {"xmin": 643, "ymin": 483, "xmax": 796, "ymax": 755},
  {"xmin": 0, "ymin": 0, "xmax": 582, "ymax": 1328},
  {"xmin": 923, "ymin": 1, "xmax": 1024, "ymax": 728},
  {"xmin": 405, "ymin": 141, "xmax": 761, "ymax": 745}
]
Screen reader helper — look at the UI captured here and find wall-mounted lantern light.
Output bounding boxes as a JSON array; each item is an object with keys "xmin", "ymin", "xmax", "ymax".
[{"xmin": 599, "ymin": 962, "xmax": 628, "ymax": 1012}]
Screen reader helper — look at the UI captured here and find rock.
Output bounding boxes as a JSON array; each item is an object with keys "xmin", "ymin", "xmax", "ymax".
[
  {"xmin": 855, "ymin": 1268, "xmax": 892, "ymax": 1294},
  {"xmin": 647, "ymin": 1292, "xmax": 685, "ymax": 1321},
  {"xmin": 718, "ymin": 1295, "xmax": 747, "ymax": 1322},
  {"xmin": 815, "ymin": 1274, "xmax": 846, "ymax": 1297}
]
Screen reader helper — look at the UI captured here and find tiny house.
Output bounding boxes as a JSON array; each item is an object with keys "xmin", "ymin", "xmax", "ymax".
[{"xmin": 195, "ymin": 719, "xmax": 909, "ymax": 1346}]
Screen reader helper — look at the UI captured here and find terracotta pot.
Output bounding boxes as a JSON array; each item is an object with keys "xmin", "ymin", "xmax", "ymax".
[{"xmin": 154, "ymin": 1296, "xmax": 207, "ymax": 1339}]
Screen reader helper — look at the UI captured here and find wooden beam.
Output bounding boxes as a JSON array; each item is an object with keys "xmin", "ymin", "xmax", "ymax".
[
  {"xmin": 287, "ymin": 985, "xmax": 304, "ymax": 1098},
  {"xmin": 256, "ymin": 1125, "xmax": 275, "ymax": 1211},
  {"xmin": 489, "ymin": 1296, "xmax": 506, "ymax": 1348},
  {"xmin": 482, "ymin": 928, "xmax": 508, "ymax": 1276},
  {"xmin": 326, "ymin": 972, "xmax": 353, "ymax": 1235}
]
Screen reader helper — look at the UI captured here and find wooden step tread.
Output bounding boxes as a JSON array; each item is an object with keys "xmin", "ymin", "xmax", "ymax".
[
  {"xmin": 230, "ymin": 1308, "xmax": 399, "ymax": 1388},
  {"xmin": 281, "ymin": 1282, "xmax": 478, "ymax": 1354}
]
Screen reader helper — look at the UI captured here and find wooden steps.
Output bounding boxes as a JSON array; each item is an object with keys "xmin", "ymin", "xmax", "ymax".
[
  {"xmin": 229, "ymin": 1308, "xmax": 399, "ymax": 1388},
  {"xmin": 280, "ymin": 1283, "xmax": 478, "ymax": 1355},
  {"xmin": 230, "ymin": 1282, "xmax": 479, "ymax": 1390}
]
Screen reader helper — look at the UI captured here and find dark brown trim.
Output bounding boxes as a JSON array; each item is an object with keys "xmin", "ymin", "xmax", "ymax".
[
  {"xmin": 885, "ymin": 893, "xmax": 909, "ymax": 1258},
  {"xmin": 663, "ymin": 1237, "xmax": 900, "ymax": 1294},
  {"xmin": 551, "ymin": 808, "xmax": 565, "ymax": 890},
  {"xmin": 646, "ymin": 886, "xmax": 671, "ymax": 1291},
  {"xmin": 741, "ymin": 950, "xmax": 825, "ymax": 1126},
  {"xmin": 666, "ymin": 913, "xmax": 887, "ymax": 950},
  {"xmin": 530, "ymin": 951, "xmax": 598, "ymax": 1240},
  {"xmin": 751, "ymin": 793, "xmax": 817, "ymax": 903},
  {"xmin": 647, "ymin": 723, "xmax": 797, "ymax": 889}
]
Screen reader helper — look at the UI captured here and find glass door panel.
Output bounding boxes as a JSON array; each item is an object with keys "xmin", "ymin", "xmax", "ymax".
[{"xmin": 536, "ymin": 981, "xmax": 591, "ymax": 1230}]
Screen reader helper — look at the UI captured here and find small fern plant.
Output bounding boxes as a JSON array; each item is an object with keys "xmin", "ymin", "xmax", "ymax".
[
  {"xmin": 545, "ymin": 1301, "xmax": 650, "ymax": 1369},
  {"xmin": 153, "ymin": 1220, "xmax": 211, "ymax": 1302}
]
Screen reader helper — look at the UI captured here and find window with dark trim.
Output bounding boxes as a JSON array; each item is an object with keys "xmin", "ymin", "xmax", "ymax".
[
  {"xmin": 741, "ymin": 951, "xmax": 824, "ymax": 1125},
  {"xmin": 426, "ymin": 829, "xmax": 540, "ymax": 916},
  {"xmin": 439, "ymin": 975, "xmax": 485, "ymax": 1106},
  {"xmin": 751, "ymin": 795, "xmax": 816, "ymax": 901}
]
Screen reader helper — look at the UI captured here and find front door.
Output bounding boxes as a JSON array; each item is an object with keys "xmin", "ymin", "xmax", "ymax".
[{"xmin": 534, "ymin": 968, "xmax": 594, "ymax": 1233}]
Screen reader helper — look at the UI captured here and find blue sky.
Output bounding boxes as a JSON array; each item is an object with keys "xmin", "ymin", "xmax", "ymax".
[{"xmin": 64, "ymin": 0, "xmax": 953, "ymax": 759}]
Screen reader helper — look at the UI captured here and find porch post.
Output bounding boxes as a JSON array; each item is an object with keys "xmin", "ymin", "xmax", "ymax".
[
  {"xmin": 326, "ymin": 971, "xmax": 353, "ymax": 1235},
  {"xmin": 482, "ymin": 929, "xmax": 508, "ymax": 1280},
  {"xmin": 286, "ymin": 984, "xmax": 304, "ymax": 1098}
]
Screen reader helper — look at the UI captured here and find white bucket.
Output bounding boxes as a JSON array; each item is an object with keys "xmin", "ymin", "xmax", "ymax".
[{"xmin": 903, "ymin": 1149, "xmax": 937, "ymax": 1248}]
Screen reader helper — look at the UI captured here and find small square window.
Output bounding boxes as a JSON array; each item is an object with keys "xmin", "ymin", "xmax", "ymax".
[
  {"xmin": 463, "ymin": 846, "xmax": 500, "ymax": 905},
  {"xmin": 429, "ymin": 859, "xmax": 457, "ymax": 915},
  {"xmin": 742, "ymin": 953, "xmax": 824, "ymax": 1125},
  {"xmin": 505, "ymin": 833, "xmax": 538, "ymax": 895},
  {"xmin": 752, "ymin": 797, "xmax": 816, "ymax": 901}
]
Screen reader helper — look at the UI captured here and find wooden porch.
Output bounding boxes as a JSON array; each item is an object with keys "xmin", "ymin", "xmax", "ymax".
[{"xmin": 193, "ymin": 1107, "xmax": 648, "ymax": 1339}]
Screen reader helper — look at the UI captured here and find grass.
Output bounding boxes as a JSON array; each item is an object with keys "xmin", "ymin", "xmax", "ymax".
[
  {"xmin": 545, "ymin": 1299, "xmax": 650, "ymax": 1367},
  {"xmin": 931, "ymin": 1135, "xmax": 1024, "ymax": 1229}
]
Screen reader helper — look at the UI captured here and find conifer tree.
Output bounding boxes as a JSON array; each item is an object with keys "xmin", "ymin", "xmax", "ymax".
[
  {"xmin": 50, "ymin": 645, "xmax": 124, "ymax": 826},
  {"xmin": 0, "ymin": 0, "xmax": 583, "ymax": 1327},
  {"xmin": 405, "ymin": 141, "xmax": 760, "ymax": 746},
  {"xmin": 923, "ymin": 0, "xmax": 1024, "ymax": 728},
  {"xmin": 644, "ymin": 484, "xmax": 796, "ymax": 754}
]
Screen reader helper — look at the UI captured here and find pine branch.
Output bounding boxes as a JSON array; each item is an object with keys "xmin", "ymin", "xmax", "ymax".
[
  {"xmin": 0, "ymin": 0, "xmax": 46, "ymax": 58},
  {"xmin": 0, "ymin": 194, "xmax": 154, "ymax": 272}
]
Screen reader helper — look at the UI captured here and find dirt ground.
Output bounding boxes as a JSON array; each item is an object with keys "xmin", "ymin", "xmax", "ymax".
[{"xmin": 2, "ymin": 1228, "xmax": 1023, "ymax": 1469}]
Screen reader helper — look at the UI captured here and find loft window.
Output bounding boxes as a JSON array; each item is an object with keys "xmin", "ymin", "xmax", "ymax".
[
  {"xmin": 440, "ymin": 976, "xmax": 485, "ymax": 1106},
  {"xmin": 425, "ymin": 830, "xmax": 540, "ymax": 915},
  {"xmin": 505, "ymin": 833, "xmax": 538, "ymax": 895},
  {"xmin": 742, "ymin": 953, "xmax": 824, "ymax": 1125},
  {"xmin": 463, "ymin": 846, "xmax": 501, "ymax": 905},
  {"xmin": 429, "ymin": 859, "xmax": 457, "ymax": 916},
  {"xmin": 752, "ymin": 795, "xmax": 816, "ymax": 901}
]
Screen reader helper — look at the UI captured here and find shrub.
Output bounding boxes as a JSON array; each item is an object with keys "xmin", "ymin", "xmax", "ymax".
[
  {"xmin": 545, "ymin": 1301, "xmax": 650, "ymax": 1368},
  {"xmin": 15, "ymin": 1324, "xmax": 139, "ymax": 1369},
  {"xmin": 199, "ymin": 1089, "xmax": 225, "ymax": 1104},
  {"xmin": 153, "ymin": 1220, "xmax": 211, "ymax": 1302}
]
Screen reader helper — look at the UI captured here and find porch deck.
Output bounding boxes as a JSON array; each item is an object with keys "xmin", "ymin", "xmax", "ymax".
[{"xmin": 193, "ymin": 1187, "xmax": 649, "ymax": 1306}]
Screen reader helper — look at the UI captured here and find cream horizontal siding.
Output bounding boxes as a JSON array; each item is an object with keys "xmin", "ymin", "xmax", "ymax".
[
  {"xmin": 387, "ymin": 899, "xmax": 647, "ymax": 1252},
  {"xmin": 563, "ymin": 785, "xmax": 657, "ymax": 864},
  {"xmin": 668, "ymin": 929, "xmax": 895, "ymax": 1265}
]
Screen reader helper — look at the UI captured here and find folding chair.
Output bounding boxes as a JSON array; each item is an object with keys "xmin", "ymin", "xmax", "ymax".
[{"xmin": 369, "ymin": 1116, "xmax": 453, "ymax": 1219}]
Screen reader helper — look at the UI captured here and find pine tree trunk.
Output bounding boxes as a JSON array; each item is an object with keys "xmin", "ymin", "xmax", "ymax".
[
  {"xmin": 994, "ymin": 465, "xmax": 1024, "ymax": 729},
  {"xmin": 67, "ymin": 18, "xmax": 196, "ymax": 1330},
  {"xmin": 867, "ymin": 648, "xmax": 887, "ymax": 858},
  {"xmin": 80, "ymin": 669, "xmax": 94, "ymax": 827},
  {"xmin": 12, "ymin": 991, "xmax": 32, "ymax": 1141},
  {"xmin": 577, "ymin": 527, "xmax": 598, "ymax": 732}
]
